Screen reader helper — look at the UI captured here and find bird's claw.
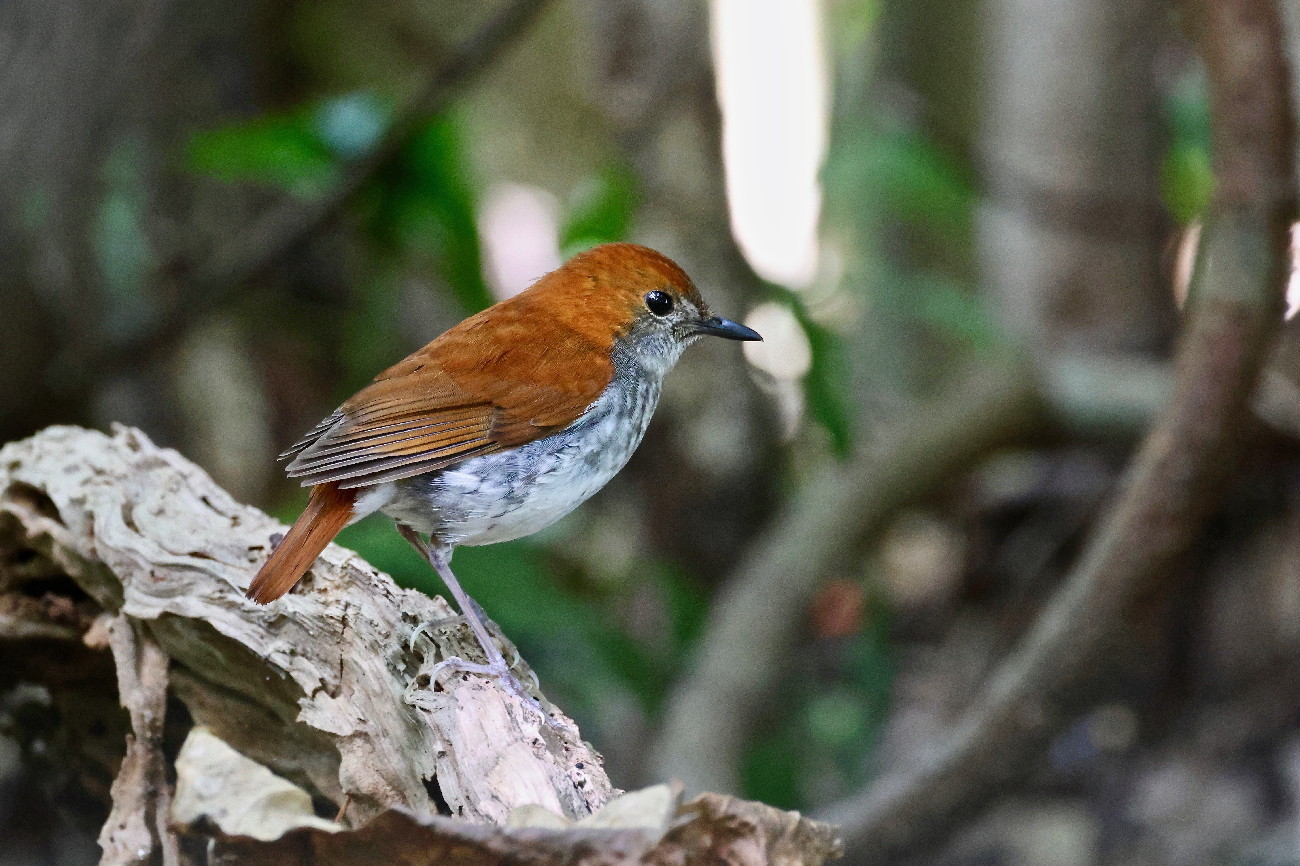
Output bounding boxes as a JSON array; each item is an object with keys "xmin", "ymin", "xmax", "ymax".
[
  {"xmin": 429, "ymin": 655, "xmax": 535, "ymax": 703},
  {"xmin": 407, "ymin": 616, "xmax": 465, "ymax": 653}
]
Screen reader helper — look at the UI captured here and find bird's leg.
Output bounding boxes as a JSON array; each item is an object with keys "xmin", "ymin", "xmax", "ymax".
[
  {"xmin": 398, "ymin": 525, "xmax": 547, "ymax": 713},
  {"xmin": 398, "ymin": 524, "xmax": 507, "ymax": 669}
]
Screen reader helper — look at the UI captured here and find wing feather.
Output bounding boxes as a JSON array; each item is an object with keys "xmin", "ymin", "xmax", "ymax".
[
  {"xmin": 292, "ymin": 418, "xmax": 486, "ymax": 463},
  {"xmin": 279, "ymin": 411, "xmax": 344, "ymax": 460},
  {"xmin": 291, "ymin": 424, "xmax": 491, "ymax": 478},
  {"xmin": 328, "ymin": 444, "xmax": 501, "ymax": 487},
  {"xmin": 280, "ymin": 293, "xmax": 616, "ymax": 489}
]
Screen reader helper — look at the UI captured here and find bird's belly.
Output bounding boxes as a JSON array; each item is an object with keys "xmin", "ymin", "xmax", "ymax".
[{"xmin": 379, "ymin": 379, "xmax": 657, "ymax": 546}]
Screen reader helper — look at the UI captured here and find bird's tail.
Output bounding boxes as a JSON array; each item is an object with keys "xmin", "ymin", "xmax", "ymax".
[{"xmin": 247, "ymin": 482, "xmax": 357, "ymax": 604}]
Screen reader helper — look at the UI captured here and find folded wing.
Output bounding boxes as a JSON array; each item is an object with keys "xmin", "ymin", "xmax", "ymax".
[{"xmin": 283, "ymin": 304, "xmax": 616, "ymax": 489}]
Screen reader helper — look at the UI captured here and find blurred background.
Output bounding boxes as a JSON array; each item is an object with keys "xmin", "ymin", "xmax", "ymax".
[{"xmin": 3, "ymin": 0, "xmax": 1300, "ymax": 863}]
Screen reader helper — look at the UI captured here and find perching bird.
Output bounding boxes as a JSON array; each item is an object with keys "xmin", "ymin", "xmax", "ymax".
[{"xmin": 247, "ymin": 242, "xmax": 760, "ymax": 697}]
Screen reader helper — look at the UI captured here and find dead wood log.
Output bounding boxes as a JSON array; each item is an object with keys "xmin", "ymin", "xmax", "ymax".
[
  {"xmin": 0, "ymin": 423, "xmax": 841, "ymax": 864},
  {"xmin": 0, "ymin": 423, "xmax": 611, "ymax": 825}
]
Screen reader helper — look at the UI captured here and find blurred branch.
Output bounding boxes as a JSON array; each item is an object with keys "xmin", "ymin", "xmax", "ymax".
[
  {"xmin": 73, "ymin": 0, "xmax": 554, "ymax": 383},
  {"xmin": 1040, "ymin": 352, "xmax": 1170, "ymax": 432},
  {"xmin": 651, "ymin": 356, "xmax": 1044, "ymax": 792},
  {"xmin": 821, "ymin": 1, "xmax": 1297, "ymax": 860}
]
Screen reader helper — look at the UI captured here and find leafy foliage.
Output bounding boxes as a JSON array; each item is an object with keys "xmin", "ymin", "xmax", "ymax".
[
  {"xmin": 862, "ymin": 124, "xmax": 974, "ymax": 244},
  {"xmin": 1161, "ymin": 67, "xmax": 1214, "ymax": 224},
  {"xmin": 741, "ymin": 591, "xmax": 894, "ymax": 810},
  {"xmin": 560, "ymin": 164, "xmax": 639, "ymax": 257},
  {"xmin": 188, "ymin": 105, "xmax": 344, "ymax": 198},
  {"xmin": 364, "ymin": 115, "xmax": 493, "ymax": 315}
]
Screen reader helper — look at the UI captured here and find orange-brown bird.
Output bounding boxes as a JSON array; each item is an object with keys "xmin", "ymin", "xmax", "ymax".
[{"xmin": 248, "ymin": 242, "xmax": 760, "ymax": 698}]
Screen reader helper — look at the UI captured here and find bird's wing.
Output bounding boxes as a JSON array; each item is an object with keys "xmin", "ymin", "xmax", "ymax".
[{"xmin": 283, "ymin": 305, "xmax": 615, "ymax": 489}]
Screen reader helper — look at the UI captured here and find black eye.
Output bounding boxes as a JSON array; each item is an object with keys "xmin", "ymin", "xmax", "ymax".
[{"xmin": 645, "ymin": 290, "xmax": 674, "ymax": 316}]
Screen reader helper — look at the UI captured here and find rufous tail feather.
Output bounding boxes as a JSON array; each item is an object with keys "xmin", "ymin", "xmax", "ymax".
[{"xmin": 247, "ymin": 483, "xmax": 356, "ymax": 604}]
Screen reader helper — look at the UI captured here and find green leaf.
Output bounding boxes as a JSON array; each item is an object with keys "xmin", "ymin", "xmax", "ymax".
[
  {"xmin": 827, "ymin": 0, "xmax": 882, "ymax": 56},
  {"xmin": 741, "ymin": 733, "xmax": 804, "ymax": 811},
  {"xmin": 560, "ymin": 165, "xmax": 639, "ymax": 257},
  {"xmin": 368, "ymin": 114, "xmax": 493, "ymax": 314},
  {"xmin": 187, "ymin": 91, "xmax": 391, "ymax": 198},
  {"xmin": 1161, "ymin": 66, "xmax": 1213, "ymax": 224},
  {"xmin": 656, "ymin": 561, "xmax": 709, "ymax": 667},
  {"xmin": 860, "ymin": 126, "xmax": 974, "ymax": 242},
  {"xmin": 910, "ymin": 273, "xmax": 1004, "ymax": 352},
  {"xmin": 339, "ymin": 271, "xmax": 404, "ymax": 393},
  {"xmin": 187, "ymin": 113, "xmax": 338, "ymax": 199},
  {"xmin": 788, "ymin": 299, "xmax": 854, "ymax": 456},
  {"xmin": 806, "ymin": 689, "xmax": 868, "ymax": 749},
  {"xmin": 1161, "ymin": 143, "xmax": 1214, "ymax": 225}
]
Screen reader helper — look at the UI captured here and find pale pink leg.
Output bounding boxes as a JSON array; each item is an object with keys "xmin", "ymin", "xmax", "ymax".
[{"xmin": 398, "ymin": 524, "xmax": 564, "ymax": 727}]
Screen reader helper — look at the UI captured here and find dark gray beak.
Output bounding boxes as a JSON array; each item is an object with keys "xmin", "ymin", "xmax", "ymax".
[{"xmin": 695, "ymin": 316, "xmax": 762, "ymax": 341}]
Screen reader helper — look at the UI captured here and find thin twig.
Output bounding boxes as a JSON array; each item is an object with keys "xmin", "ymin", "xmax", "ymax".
[{"xmin": 819, "ymin": 1, "xmax": 1297, "ymax": 860}]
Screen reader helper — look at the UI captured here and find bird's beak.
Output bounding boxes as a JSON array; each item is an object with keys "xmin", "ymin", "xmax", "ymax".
[{"xmin": 693, "ymin": 316, "xmax": 763, "ymax": 341}]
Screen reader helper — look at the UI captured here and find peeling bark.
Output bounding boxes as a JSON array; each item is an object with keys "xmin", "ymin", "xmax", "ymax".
[
  {"xmin": 0, "ymin": 424, "xmax": 612, "ymax": 827},
  {"xmin": 0, "ymin": 424, "xmax": 841, "ymax": 863}
]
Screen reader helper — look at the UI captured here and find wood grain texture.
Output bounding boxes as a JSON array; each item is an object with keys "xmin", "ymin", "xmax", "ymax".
[
  {"xmin": 246, "ymin": 482, "xmax": 356, "ymax": 603},
  {"xmin": 0, "ymin": 424, "xmax": 613, "ymax": 826},
  {"xmin": 97, "ymin": 616, "xmax": 179, "ymax": 866}
]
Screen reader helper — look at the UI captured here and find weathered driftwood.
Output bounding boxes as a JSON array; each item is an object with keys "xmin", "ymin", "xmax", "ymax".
[
  {"xmin": 95, "ymin": 615, "xmax": 180, "ymax": 865},
  {"xmin": 0, "ymin": 425, "xmax": 841, "ymax": 864},
  {"xmin": 0, "ymin": 426, "xmax": 609, "ymax": 819},
  {"xmin": 170, "ymin": 724, "xmax": 842, "ymax": 865},
  {"xmin": 196, "ymin": 792, "xmax": 843, "ymax": 866}
]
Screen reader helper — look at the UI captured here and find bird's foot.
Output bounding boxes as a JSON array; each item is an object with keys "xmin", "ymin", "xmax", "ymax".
[
  {"xmin": 428, "ymin": 655, "xmax": 573, "ymax": 734},
  {"xmin": 407, "ymin": 615, "xmax": 465, "ymax": 653},
  {"xmin": 407, "ymin": 603, "xmax": 510, "ymax": 653}
]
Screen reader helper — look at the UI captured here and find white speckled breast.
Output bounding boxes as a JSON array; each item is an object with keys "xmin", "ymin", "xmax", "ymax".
[{"xmin": 375, "ymin": 345, "xmax": 665, "ymax": 546}]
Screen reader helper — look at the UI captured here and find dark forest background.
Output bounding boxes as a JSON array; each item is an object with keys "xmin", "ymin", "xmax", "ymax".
[{"xmin": 3, "ymin": 0, "xmax": 1300, "ymax": 863}]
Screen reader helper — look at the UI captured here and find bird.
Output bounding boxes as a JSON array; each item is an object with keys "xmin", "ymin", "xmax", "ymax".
[{"xmin": 246, "ymin": 242, "xmax": 761, "ymax": 700}]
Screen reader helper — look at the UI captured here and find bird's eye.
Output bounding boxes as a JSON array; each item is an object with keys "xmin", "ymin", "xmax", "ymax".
[{"xmin": 645, "ymin": 290, "xmax": 674, "ymax": 316}]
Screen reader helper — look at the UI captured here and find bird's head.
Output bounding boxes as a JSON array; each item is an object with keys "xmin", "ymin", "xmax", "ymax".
[{"xmin": 531, "ymin": 243, "xmax": 761, "ymax": 378}]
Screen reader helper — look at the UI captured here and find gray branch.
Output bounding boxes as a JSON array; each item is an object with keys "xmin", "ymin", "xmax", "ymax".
[
  {"xmin": 651, "ymin": 357, "xmax": 1044, "ymax": 792},
  {"xmin": 820, "ymin": 0, "xmax": 1298, "ymax": 859}
]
